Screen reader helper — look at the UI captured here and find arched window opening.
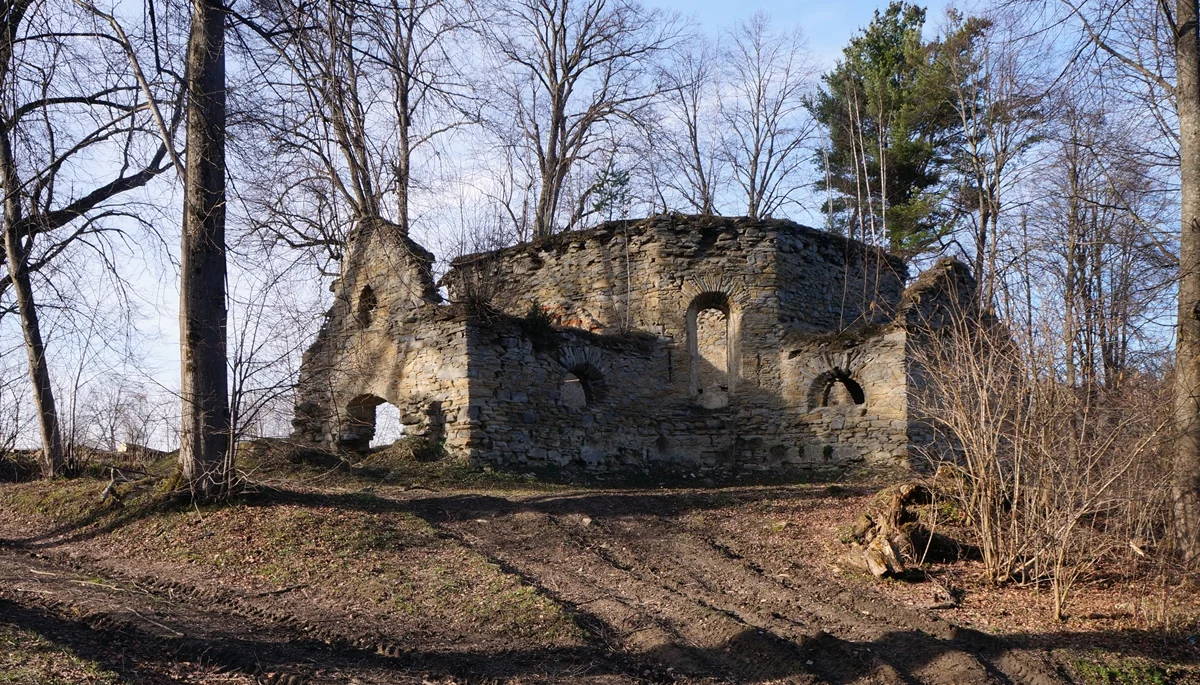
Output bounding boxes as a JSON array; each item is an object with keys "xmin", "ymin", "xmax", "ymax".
[
  {"xmin": 356, "ymin": 285, "xmax": 378, "ymax": 327},
  {"xmin": 561, "ymin": 364, "xmax": 604, "ymax": 408},
  {"xmin": 562, "ymin": 372, "xmax": 587, "ymax": 408},
  {"xmin": 822, "ymin": 376, "xmax": 865, "ymax": 407}
]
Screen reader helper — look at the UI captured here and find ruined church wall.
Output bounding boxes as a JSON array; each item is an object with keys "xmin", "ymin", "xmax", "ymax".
[
  {"xmin": 446, "ymin": 217, "xmax": 788, "ymax": 404},
  {"xmin": 293, "ymin": 216, "xmax": 944, "ymax": 475},
  {"xmin": 292, "ymin": 220, "xmax": 472, "ymax": 451},
  {"xmin": 777, "ymin": 329, "xmax": 912, "ymax": 470},
  {"xmin": 455, "ymin": 318, "xmax": 911, "ymax": 474},
  {"xmin": 292, "ymin": 312, "xmax": 476, "ymax": 453},
  {"xmin": 458, "ymin": 319, "xmax": 804, "ymax": 473},
  {"xmin": 774, "ymin": 230, "xmax": 907, "ymax": 333},
  {"xmin": 448, "ymin": 217, "xmax": 777, "ymax": 335}
]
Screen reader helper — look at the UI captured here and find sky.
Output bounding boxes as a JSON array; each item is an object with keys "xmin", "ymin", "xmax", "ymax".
[
  {"xmin": 10, "ymin": 0, "xmax": 969, "ymax": 449},
  {"xmin": 656, "ymin": 0, "xmax": 956, "ymax": 67}
]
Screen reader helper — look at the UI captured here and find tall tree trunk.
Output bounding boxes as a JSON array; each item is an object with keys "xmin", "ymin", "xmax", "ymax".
[
  {"xmin": 534, "ymin": 153, "xmax": 562, "ymax": 239},
  {"xmin": 975, "ymin": 203, "xmax": 989, "ymax": 308},
  {"xmin": 0, "ymin": 133, "xmax": 65, "ymax": 478},
  {"xmin": 396, "ymin": 78, "xmax": 410, "ymax": 233},
  {"xmin": 179, "ymin": 0, "xmax": 229, "ymax": 499},
  {"xmin": 0, "ymin": 0, "xmax": 62, "ymax": 478},
  {"xmin": 1175, "ymin": 0, "xmax": 1200, "ymax": 561}
]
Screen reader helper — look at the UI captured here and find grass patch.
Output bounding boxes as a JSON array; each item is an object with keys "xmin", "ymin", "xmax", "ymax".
[
  {"xmin": 1073, "ymin": 656, "xmax": 1174, "ymax": 685},
  {"xmin": 0, "ymin": 622, "xmax": 121, "ymax": 684}
]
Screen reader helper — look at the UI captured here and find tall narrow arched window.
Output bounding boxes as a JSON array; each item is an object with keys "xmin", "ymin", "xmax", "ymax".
[
  {"xmin": 686, "ymin": 291, "xmax": 738, "ymax": 408},
  {"xmin": 356, "ymin": 285, "xmax": 378, "ymax": 327}
]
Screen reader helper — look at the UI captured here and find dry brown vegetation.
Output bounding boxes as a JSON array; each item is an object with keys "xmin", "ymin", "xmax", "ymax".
[{"xmin": 909, "ymin": 314, "xmax": 1174, "ymax": 622}]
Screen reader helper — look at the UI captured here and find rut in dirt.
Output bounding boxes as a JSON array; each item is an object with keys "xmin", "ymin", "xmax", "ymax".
[
  {"xmin": 404, "ymin": 487, "xmax": 1067, "ymax": 685},
  {"xmin": 0, "ymin": 484, "xmax": 1069, "ymax": 684},
  {"xmin": 0, "ymin": 545, "xmax": 665, "ymax": 684}
]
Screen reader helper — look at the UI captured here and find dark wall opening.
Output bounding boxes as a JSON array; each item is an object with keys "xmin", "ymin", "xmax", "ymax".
[{"xmin": 356, "ymin": 285, "xmax": 378, "ymax": 327}]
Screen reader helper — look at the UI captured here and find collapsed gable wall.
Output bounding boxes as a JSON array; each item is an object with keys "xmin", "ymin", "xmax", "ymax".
[
  {"xmin": 900, "ymin": 258, "xmax": 989, "ymax": 460},
  {"xmin": 293, "ymin": 220, "xmax": 473, "ymax": 452}
]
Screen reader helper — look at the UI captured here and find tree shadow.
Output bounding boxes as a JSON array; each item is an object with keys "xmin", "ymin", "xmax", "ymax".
[
  {"xmin": 240, "ymin": 480, "xmax": 865, "ymax": 524},
  {"xmin": 8, "ymin": 482, "xmax": 1189, "ymax": 682},
  {"xmin": 0, "ymin": 483, "xmax": 186, "ymax": 550},
  {"xmin": 2, "ymin": 590, "xmax": 1090, "ymax": 684}
]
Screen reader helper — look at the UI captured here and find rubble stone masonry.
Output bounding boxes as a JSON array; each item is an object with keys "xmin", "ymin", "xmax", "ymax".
[{"xmin": 292, "ymin": 215, "xmax": 975, "ymax": 475}]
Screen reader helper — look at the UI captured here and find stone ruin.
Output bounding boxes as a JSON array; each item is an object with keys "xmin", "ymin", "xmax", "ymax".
[{"xmin": 291, "ymin": 214, "xmax": 977, "ymax": 475}]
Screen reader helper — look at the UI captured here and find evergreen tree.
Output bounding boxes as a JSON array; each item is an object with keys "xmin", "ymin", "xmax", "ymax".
[{"xmin": 811, "ymin": 1, "xmax": 962, "ymax": 258}]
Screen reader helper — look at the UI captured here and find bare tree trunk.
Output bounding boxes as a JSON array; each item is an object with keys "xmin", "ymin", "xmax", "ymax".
[
  {"xmin": 393, "ymin": 0, "xmax": 412, "ymax": 234},
  {"xmin": 535, "ymin": 147, "xmax": 563, "ymax": 239},
  {"xmin": 1175, "ymin": 0, "xmax": 1200, "ymax": 561},
  {"xmin": 0, "ymin": 132, "xmax": 65, "ymax": 478},
  {"xmin": 0, "ymin": 0, "xmax": 63, "ymax": 478},
  {"xmin": 179, "ymin": 0, "xmax": 229, "ymax": 499}
]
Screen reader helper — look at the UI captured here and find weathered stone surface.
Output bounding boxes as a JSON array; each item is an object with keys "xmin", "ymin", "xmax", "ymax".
[{"xmin": 292, "ymin": 215, "xmax": 973, "ymax": 475}]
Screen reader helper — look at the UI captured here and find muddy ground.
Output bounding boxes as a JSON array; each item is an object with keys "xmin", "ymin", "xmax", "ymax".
[{"xmin": 0, "ymin": 454, "xmax": 1193, "ymax": 684}]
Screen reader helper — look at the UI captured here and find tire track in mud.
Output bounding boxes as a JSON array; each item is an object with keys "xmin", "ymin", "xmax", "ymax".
[
  {"xmin": 418, "ymin": 494, "xmax": 1064, "ymax": 685},
  {"xmin": 433, "ymin": 507, "xmax": 889, "ymax": 684},
  {"xmin": 0, "ymin": 484, "xmax": 1067, "ymax": 685},
  {"xmin": 691, "ymin": 526, "xmax": 1064, "ymax": 685},
  {"xmin": 0, "ymin": 545, "xmax": 669, "ymax": 684},
  {"xmin": 0, "ymin": 551, "xmax": 313, "ymax": 684}
]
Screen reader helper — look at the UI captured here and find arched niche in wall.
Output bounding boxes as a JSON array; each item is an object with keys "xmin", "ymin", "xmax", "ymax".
[
  {"xmin": 686, "ymin": 291, "xmax": 740, "ymax": 408},
  {"xmin": 807, "ymin": 369, "xmax": 866, "ymax": 410}
]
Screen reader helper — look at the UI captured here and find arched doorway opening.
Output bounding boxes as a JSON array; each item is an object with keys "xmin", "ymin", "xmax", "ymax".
[{"xmin": 340, "ymin": 394, "xmax": 402, "ymax": 451}]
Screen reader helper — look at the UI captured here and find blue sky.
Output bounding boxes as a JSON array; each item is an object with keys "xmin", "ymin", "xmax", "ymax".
[
  {"xmin": 14, "ymin": 0, "xmax": 971, "ymax": 449},
  {"xmin": 654, "ymin": 0, "xmax": 956, "ymax": 66}
]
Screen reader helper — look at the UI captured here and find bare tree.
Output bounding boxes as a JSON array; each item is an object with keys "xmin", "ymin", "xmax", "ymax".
[
  {"xmin": 225, "ymin": 237, "xmax": 324, "ymax": 470},
  {"xmin": 234, "ymin": 0, "xmax": 474, "ymax": 267},
  {"xmin": 483, "ymin": 0, "xmax": 682, "ymax": 238},
  {"xmin": 1051, "ymin": 0, "xmax": 1200, "ymax": 559},
  {"xmin": 0, "ymin": 0, "xmax": 179, "ymax": 477},
  {"xmin": 1025, "ymin": 98, "xmax": 1174, "ymax": 393},
  {"xmin": 1172, "ymin": 0, "xmax": 1200, "ymax": 564},
  {"xmin": 656, "ymin": 36, "xmax": 723, "ymax": 215},
  {"xmin": 179, "ymin": 0, "xmax": 230, "ymax": 498},
  {"xmin": 913, "ymin": 311, "xmax": 1169, "ymax": 620},
  {"xmin": 721, "ymin": 12, "xmax": 817, "ymax": 219},
  {"xmin": 942, "ymin": 10, "xmax": 1045, "ymax": 308}
]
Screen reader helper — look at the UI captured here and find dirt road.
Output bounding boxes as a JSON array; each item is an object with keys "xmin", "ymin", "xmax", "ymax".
[{"xmin": 0, "ymin": 482, "xmax": 1067, "ymax": 684}]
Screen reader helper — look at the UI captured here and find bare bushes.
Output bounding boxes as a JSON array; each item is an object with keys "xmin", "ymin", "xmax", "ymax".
[{"xmin": 912, "ymin": 314, "xmax": 1170, "ymax": 620}]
